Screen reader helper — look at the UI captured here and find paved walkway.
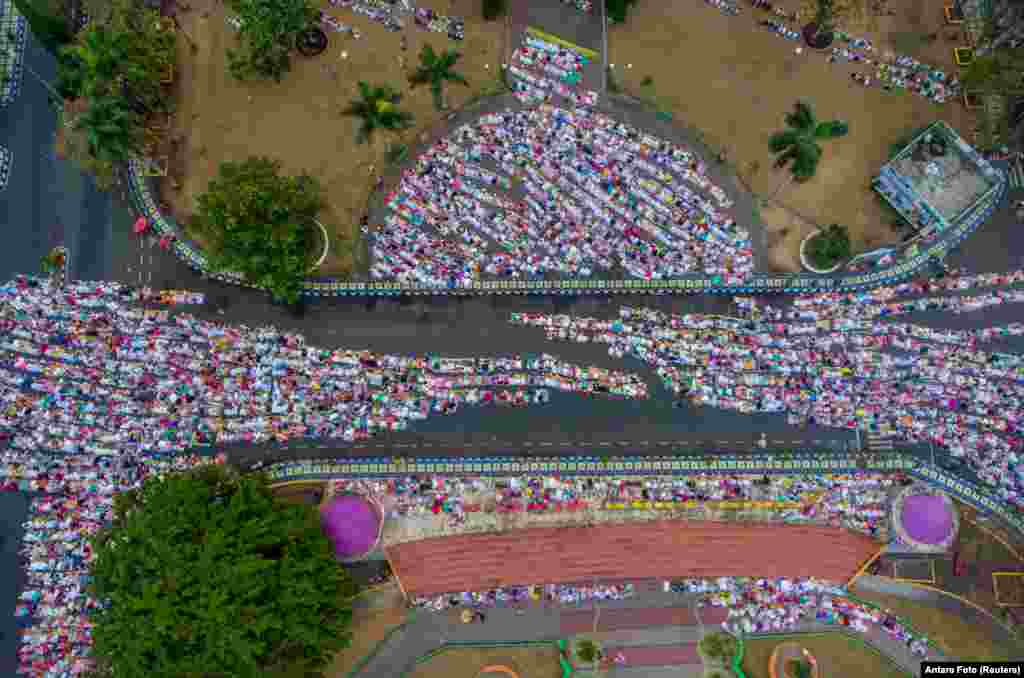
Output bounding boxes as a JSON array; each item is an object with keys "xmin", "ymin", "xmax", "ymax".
[{"xmin": 354, "ymin": 581, "xmax": 943, "ymax": 677}]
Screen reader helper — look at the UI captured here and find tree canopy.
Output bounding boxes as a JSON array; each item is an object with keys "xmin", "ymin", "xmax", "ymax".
[
  {"xmin": 962, "ymin": 47, "xmax": 1024, "ymax": 94},
  {"xmin": 806, "ymin": 223, "xmax": 851, "ymax": 269},
  {"xmin": 11, "ymin": 0, "xmax": 73, "ymax": 55},
  {"xmin": 87, "ymin": 464, "xmax": 357, "ymax": 678},
  {"xmin": 607, "ymin": 0, "xmax": 639, "ymax": 23},
  {"xmin": 343, "ymin": 81, "xmax": 415, "ymax": 144},
  {"xmin": 408, "ymin": 44, "xmax": 469, "ymax": 111},
  {"xmin": 799, "ymin": 0, "xmax": 875, "ymax": 36},
  {"xmin": 769, "ymin": 100, "xmax": 848, "ymax": 181},
  {"xmin": 191, "ymin": 156, "xmax": 324, "ymax": 305},
  {"xmin": 225, "ymin": 0, "xmax": 319, "ymax": 82}
]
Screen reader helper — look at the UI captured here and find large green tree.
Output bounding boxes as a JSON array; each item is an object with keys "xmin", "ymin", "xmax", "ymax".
[
  {"xmin": 226, "ymin": 0, "xmax": 319, "ymax": 82},
  {"xmin": 768, "ymin": 100, "xmax": 848, "ymax": 182},
  {"xmin": 191, "ymin": 156, "xmax": 324, "ymax": 304},
  {"xmin": 59, "ymin": 7, "xmax": 174, "ymax": 111},
  {"xmin": 962, "ymin": 47, "xmax": 1024, "ymax": 94},
  {"xmin": 11, "ymin": 0, "xmax": 73, "ymax": 55},
  {"xmin": 408, "ymin": 44, "xmax": 469, "ymax": 111},
  {"xmin": 74, "ymin": 93, "xmax": 144, "ymax": 163},
  {"xmin": 343, "ymin": 81, "xmax": 414, "ymax": 144},
  {"xmin": 88, "ymin": 465, "xmax": 357, "ymax": 678},
  {"xmin": 606, "ymin": 0, "xmax": 639, "ymax": 23}
]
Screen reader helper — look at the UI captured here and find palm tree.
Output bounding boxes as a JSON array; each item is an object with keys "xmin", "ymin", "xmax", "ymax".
[
  {"xmin": 768, "ymin": 100, "xmax": 848, "ymax": 182},
  {"xmin": 75, "ymin": 93, "xmax": 142, "ymax": 163},
  {"xmin": 408, "ymin": 44, "xmax": 469, "ymax": 111},
  {"xmin": 342, "ymin": 81, "xmax": 414, "ymax": 145}
]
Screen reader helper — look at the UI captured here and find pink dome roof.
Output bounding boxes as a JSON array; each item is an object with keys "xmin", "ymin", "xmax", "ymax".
[{"xmin": 320, "ymin": 495, "xmax": 380, "ymax": 559}]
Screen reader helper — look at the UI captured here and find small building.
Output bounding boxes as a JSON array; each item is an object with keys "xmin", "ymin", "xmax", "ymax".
[{"xmin": 873, "ymin": 121, "xmax": 1004, "ymax": 240}]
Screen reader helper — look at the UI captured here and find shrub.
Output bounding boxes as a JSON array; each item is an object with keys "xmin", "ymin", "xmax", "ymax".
[
  {"xmin": 482, "ymin": 0, "xmax": 507, "ymax": 20},
  {"xmin": 607, "ymin": 0, "xmax": 639, "ymax": 23},
  {"xmin": 576, "ymin": 638, "xmax": 601, "ymax": 663},
  {"xmin": 806, "ymin": 223, "xmax": 851, "ymax": 270},
  {"xmin": 699, "ymin": 632, "xmax": 738, "ymax": 661},
  {"xmin": 226, "ymin": 0, "xmax": 319, "ymax": 82}
]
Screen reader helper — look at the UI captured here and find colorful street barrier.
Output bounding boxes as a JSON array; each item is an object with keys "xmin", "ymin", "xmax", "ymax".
[{"xmin": 124, "ymin": 145, "xmax": 1007, "ymax": 298}]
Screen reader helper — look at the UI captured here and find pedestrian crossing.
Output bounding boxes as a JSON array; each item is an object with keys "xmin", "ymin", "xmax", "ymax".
[
  {"xmin": 1008, "ymin": 156, "xmax": 1024, "ymax": 190},
  {"xmin": 866, "ymin": 434, "xmax": 895, "ymax": 451}
]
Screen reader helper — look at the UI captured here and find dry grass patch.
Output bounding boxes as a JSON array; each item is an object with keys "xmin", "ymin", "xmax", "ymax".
[
  {"xmin": 742, "ymin": 633, "xmax": 909, "ymax": 678},
  {"xmin": 406, "ymin": 644, "xmax": 563, "ymax": 678},
  {"xmin": 162, "ymin": 0, "xmax": 504, "ymax": 277},
  {"xmin": 608, "ymin": 0, "xmax": 974, "ymax": 271}
]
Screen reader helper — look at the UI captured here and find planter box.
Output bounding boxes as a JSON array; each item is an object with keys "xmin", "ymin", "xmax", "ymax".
[
  {"xmin": 963, "ymin": 91, "xmax": 983, "ymax": 108},
  {"xmin": 954, "ymin": 47, "xmax": 974, "ymax": 66},
  {"xmin": 141, "ymin": 156, "xmax": 168, "ymax": 177},
  {"xmin": 944, "ymin": 5, "xmax": 964, "ymax": 24},
  {"xmin": 799, "ymin": 230, "xmax": 843, "ymax": 274}
]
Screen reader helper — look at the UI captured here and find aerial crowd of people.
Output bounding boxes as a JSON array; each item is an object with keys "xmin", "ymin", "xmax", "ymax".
[
  {"xmin": 511, "ymin": 269, "xmax": 1024, "ymax": 510},
  {"xmin": 333, "ymin": 471, "xmax": 893, "ymax": 538},
  {"xmin": 374, "ymin": 102, "xmax": 751, "ymax": 285},
  {"xmin": 0, "ymin": 277, "xmax": 646, "ymax": 460}
]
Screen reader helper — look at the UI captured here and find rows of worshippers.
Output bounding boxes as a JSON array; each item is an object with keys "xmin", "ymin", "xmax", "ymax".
[
  {"xmin": 0, "ymin": 276, "xmax": 647, "ymax": 458},
  {"xmin": 675, "ymin": 577, "xmax": 936, "ymax": 658},
  {"xmin": 373, "ymin": 102, "xmax": 750, "ymax": 285},
  {"xmin": 411, "ymin": 581, "xmax": 635, "ymax": 611},
  {"xmin": 330, "ymin": 472, "xmax": 893, "ymax": 537},
  {"xmin": 6, "ymin": 449, "xmax": 219, "ymax": 677},
  {"xmin": 740, "ymin": 0, "xmax": 960, "ymax": 105},
  {"xmin": 734, "ymin": 268, "xmax": 1024, "ymax": 323},
  {"xmin": 509, "ymin": 280, "xmax": 1024, "ymax": 510},
  {"xmin": 505, "ymin": 32, "xmax": 599, "ymax": 108}
]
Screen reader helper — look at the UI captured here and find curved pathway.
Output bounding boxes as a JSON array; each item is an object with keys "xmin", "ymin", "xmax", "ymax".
[{"xmin": 350, "ymin": 584, "xmax": 943, "ymax": 678}]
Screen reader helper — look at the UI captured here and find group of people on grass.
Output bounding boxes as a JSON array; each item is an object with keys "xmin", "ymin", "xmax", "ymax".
[
  {"xmin": 511, "ymin": 270, "xmax": 1024, "ymax": 510},
  {"xmin": 374, "ymin": 102, "xmax": 751, "ymax": 285},
  {"xmin": 745, "ymin": 1, "xmax": 961, "ymax": 104},
  {"xmin": 412, "ymin": 582, "xmax": 636, "ymax": 611},
  {"xmin": 681, "ymin": 577, "xmax": 935, "ymax": 657}
]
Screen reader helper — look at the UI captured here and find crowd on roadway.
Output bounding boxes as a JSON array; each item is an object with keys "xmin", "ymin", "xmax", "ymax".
[
  {"xmin": 511, "ymin": 270, "xmax": 1024, "ymax": 510},
  {"xmin": 506, "ymin": 33, "xmax": 599, "ymax": 108},
  {"xmin": 8, "ymin": 451, "xmax": 219, "ymax": 676},
  {"xmin": 676, "ymin": 577, "xmax": 935, "ymax": 657},
  {"xmin": 374, "ymin": 102, "xmax": 751, "ymax": 285},
  {"xmin": 0, "ymin": 276, "xmax": 646, "ymax": 459},
  {"xmin": 333, "ymin": 472, "xmax": 894, "ymax": 537}
]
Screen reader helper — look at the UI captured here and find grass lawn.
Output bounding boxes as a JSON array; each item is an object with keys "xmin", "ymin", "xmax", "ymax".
[
  {"xmin": 161, "ymin": 0, "xmax": 505, "ymax": 279},
  {"xmin": 607, "ymin": 0, "xmax": 975, "ymax": 272},
  {"xmin": 742, "ymin": 633, "xmax": 909, "ymax": 678},
  {"xmin": 406, "ymin": 644, "xmax": 563, "ymax": 678},
  {"xmin": 848, "ymin": 587, "xmax": 1023, "ymax": 660}
]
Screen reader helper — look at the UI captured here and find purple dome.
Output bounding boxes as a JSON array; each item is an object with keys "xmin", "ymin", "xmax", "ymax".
[
  {"xmin": 899, "ymin": 494, "xmax": 954, "ymax": 545},
  {"xmin": 320, "ymin": 495, "xmax": 380, "ymax": 559}
]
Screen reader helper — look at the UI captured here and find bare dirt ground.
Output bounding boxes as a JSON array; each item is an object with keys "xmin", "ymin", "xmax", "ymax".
[
  {"xmin": 161, "ymin": 0, "xmax": 505, "ymax": 277},
  {"xmin": 326, "ymin": 586, "xmax": 408, "ymax": 677},
  {"xmin": 608, "ymin": 0, "xmax": 975, "ymax": 271},
  {"xmin": 405, "ymin": 645, "xmax": 562, "ymax": 678}
]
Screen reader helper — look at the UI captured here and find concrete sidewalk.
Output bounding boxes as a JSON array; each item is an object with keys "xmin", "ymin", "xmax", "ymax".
[{"xmin": 353, "ymin": 581, "xmax": 943, "ymax": 677}]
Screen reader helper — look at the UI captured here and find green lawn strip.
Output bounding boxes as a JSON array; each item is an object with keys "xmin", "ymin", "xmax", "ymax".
[{"xmin": 741, "ymin": 632, "xmax": 909, "ymax": 678}]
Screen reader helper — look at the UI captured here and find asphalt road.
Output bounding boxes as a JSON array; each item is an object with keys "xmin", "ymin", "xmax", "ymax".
[{"xmin": 0, "ymin": 32, "xmax": 135, "ymax": 284}]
